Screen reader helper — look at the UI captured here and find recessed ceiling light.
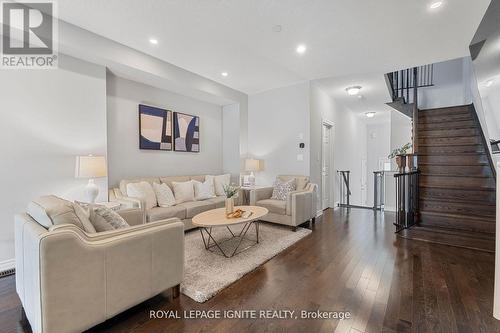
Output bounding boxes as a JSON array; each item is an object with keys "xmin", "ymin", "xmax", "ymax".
[
  {"xmin": 296, "ymin": 44, "xmax": 307, "ymax": 54},
  {"xmin": 357, "ymin": 95, "xmax": 363, "ymax": 99},
  {"xmin": 221, "ymin": 72, "xmax": 228, "ymax": 77},
  {"xmin": 346, "ymin": 86, "xmax": 362, "ymax": 95},
  {"xmin": 429, "ymin": 1, "xmax": 443, "ymax": 9},
  {"xmin": 485, "ymin": 79, "xmax": 494, "ymax": 87},
  {"xmin": 149, "ymin": 38, "xmax": 158, "ymax": 45},
  {"xmin": 365, "ymin": 112, "xmax": 376, "ymax": 118}
]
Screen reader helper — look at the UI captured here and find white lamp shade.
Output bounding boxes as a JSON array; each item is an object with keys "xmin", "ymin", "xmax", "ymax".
[
  {"xmin": 245, "ymin": 158, "xmax": 262, "ymax": 172},
  {"xmin": 75, "ymin": 155, "xmax": 107, "ymax": 178}
]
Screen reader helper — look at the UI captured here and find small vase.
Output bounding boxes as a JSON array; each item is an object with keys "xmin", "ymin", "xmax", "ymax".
[
  {"xmin": 396, "ymin": 155, "xmax": 407, "ymax": 173},
  {"xmin": 406, "ymin": 154, "xmax": 415, "ymax": 171},
  {"xmin": 225, "ymin": 197, "xmax": 234, "ymax": 215}
]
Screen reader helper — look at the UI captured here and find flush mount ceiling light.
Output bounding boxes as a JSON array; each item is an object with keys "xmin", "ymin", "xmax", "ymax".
[
  {"xmin": 485, "ymin": 79, "xmax": 494, "ymax": 87},
  {"xmin": 365, "ymin": 112, "xmax": 376, "ymax": 118},
  {"xmin": 296, "ymin": 44, "xmax": 307, "ymax": 54},
  {"xmin": 273, "ymin": 25, "xmax": 282, "ymax": 32},
  {"xmin": 149, "ymin": 38, "xmax": 158, "ymax": 45},
  {"xmin": 429, "ymin": 1, "xmax": 443, "ymax": 9},
  {"xmin": 346, "ymin": 86, "xmax": 362, "ymax": 95},
  {"xmin": 221, "ymin": 72, "xmax": 228, "ymax": 77}
]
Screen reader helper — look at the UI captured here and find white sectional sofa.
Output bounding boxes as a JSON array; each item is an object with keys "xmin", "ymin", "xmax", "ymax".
[{"xmin": 109, "ymin": 175, "xmax": 238, "ymax": 230}]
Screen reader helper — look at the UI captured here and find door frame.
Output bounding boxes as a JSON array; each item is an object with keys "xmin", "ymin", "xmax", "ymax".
[{"xmin": 321, "ymin": 119, "xmax": 334, "ymax": 211}]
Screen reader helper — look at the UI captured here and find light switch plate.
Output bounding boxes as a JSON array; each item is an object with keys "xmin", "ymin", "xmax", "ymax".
[{"xmin": 297, "ymin": 154, "xmax": 304, "ymax": 161}]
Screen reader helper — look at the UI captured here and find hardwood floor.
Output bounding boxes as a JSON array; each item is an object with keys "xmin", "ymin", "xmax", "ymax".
[{"xmin": 1, "ymin": 208, "xmax": 499, "ymax": 332}]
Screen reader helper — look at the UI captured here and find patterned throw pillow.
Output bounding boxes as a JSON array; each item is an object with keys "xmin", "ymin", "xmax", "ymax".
[
  {"xmin": 90, "ymin": 205, "xmax": 130, "ymax": 231},
  {"xmin": 271, "ymin": 179, "xmax": 296, "ymax": 201}
]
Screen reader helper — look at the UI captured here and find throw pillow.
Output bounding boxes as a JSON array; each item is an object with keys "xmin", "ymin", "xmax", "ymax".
[
  {"xmin": 205, "ymin": 175, "xmax": 216, "ymax": 196},
  {"xmin": 172, "ymin": 180, "xmax": 195, "ymax": 204},
  {"xmin": 84, "ymin": 205, "xmax": 129, "ymax": 232},
  {"xmin": 126, "ymin": 181, "xmax": 157, "ymax": 210},
  {"xmin": 153, "ymin": 182, "xmax": 176, "ymax": 207},
  {"xmin": 214, "ymin": 174, "xmax": 230, "ymax": 196},
  {"xmin": 73, "ymin": 202, "xmax": 97, "ymax": 233},
  {"xmin": 271, "ymin": 179, "xmax": 296, "ymax": 201},
  {"xmin": 193, "ymin": 179, "xmax": 216, "ymax": 200}
]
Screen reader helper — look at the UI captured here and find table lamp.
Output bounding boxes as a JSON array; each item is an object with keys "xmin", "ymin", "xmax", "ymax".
[
  {"xmin": 244, "ymin": 158, "xmax": 261, "ymax": 186},
  {"xmin": 75, "ymin": 155, "xmax": 107, "ymax": 203}
]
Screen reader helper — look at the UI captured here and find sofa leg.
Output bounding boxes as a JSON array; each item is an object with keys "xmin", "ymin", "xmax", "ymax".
[
  {"xmin": 172, "ymin": 284, "xmax": 181, "ymax": 299},
  {"xmin": 292, "ymin": 226, "xmax": 298, "ymax": 232},
  {"xmin": 312, "ymin": 217, "xmax": 316, "ymax": 224}
]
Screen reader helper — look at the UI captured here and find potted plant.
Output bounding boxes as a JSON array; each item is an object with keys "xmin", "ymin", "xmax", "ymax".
[
  {"xmin": 388, "ymin": 142, "xmax": 412, "ymax": 172},
  {"xmin": 223, "ymin": 184, "xmax": 240, "ymax": 215}
]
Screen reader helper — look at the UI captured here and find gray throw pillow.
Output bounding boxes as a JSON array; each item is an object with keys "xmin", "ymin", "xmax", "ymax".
[
  {"xmin": 271, "ymin": 179, "xmax": 296, "ymax": 201},
  {"xmin": 90, "ymin": 206, "xmax": 130, "ymax": 231}
]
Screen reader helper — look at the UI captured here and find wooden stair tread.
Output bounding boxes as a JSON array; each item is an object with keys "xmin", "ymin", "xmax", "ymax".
[
  {"xmin": 399, "ymin": 226, "xmax": 495, "ymax": 252},
  {"xmin": 420, "ymin": 210, "xmax": 495, "ymax": 221}
]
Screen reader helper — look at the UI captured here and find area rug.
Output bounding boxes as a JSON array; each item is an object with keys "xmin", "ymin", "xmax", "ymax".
[{"xmin": 181, "ymin": 223, "xmax": 311, "ymax": 303}]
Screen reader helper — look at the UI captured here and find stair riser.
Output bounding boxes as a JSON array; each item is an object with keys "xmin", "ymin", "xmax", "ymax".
[
  {"xmin": 419, "ymin": 113, "xmax": 473, "ymax": 123},
  {"xmin": 419, "ymin": 128, "xmax": 478, "ymax": 138},
  {"xmin": 419, "ymin": 154, "xmax": 488, "ymax": 165},
  {"xmin": 419, "ymin": 214, "xmax": 495, "ymax": 234},
  {"xmin": 419, "ymin": 145, "xmax": 485, "ymax": 155},
  {"xmin": 420, "ymin": 186, "xmax": 496, "ymax": 203},
  {"xmin": 419, "ymin": 106, "xmax": 471, "ymax": 116},
  {"xmin": 419, "ymin": 165, "xmax": 494, "ymax": 177},
  {"xmin": 420, "ymin": 175, "xmax": 496, "ymax": 189},
  {"xmin": 419, "ymin": 136, "xmax": 481, "ymax": 146},
  {"xmin": 419, "ymin": 120, "xmax": 476, "ymax": 130},
  {"xmin": 420, "ymin": 200, "xmax": 496, "ymax": 217}
]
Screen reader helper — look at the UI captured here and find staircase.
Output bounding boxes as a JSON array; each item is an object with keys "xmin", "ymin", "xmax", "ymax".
[{"xmin": 400, "ymin": 104, "xmax": 497, "ymax": 252}]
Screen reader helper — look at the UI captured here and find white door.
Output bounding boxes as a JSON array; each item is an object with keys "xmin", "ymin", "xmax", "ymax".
[{"xmin": 322, "ymin": 122, "xmax": 333, "ymax": 210}]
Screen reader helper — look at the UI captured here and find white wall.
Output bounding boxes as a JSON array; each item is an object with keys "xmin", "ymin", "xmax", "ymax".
[
  {"xmin": 106, "ymin": 74, "xmax": 224, "ymax": 186},
  {"xmin": 366, "ymin": 122, "xmax": 391, "ymax": 207},
  {"xmin": 222, "ymin": 103, "xmax": 241, "ymax": 182},
  {"xmin": 248, "ymin": 82, "xmax": 311, "ymax": 186},
  {"xmin": 418, "ymin": 57, "xmax": 470, "ymax": 109},
  {"xmin": 0, "ymin": 55, "xmax": 107, "ymax": 264}
]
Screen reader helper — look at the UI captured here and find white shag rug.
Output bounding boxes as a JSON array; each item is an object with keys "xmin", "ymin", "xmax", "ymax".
[{"xmin": 181, "ymin": 222, "xmax": 311, "ymax": 303}]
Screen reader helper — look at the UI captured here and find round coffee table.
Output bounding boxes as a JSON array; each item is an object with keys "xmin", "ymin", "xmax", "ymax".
[{"xmin": 192, "ymin": 206, "xmax": 268, "ymax": 258}]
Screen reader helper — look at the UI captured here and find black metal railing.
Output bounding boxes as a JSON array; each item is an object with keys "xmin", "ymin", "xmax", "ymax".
[
  {"xmin": 337, "ymin": 170, "xmax": 351, "ymax": 207},
  {"xmin": 394, "ymin": 170, "xmax": 419, "ymax": 233},
  {"xmin": 491, "ymin": 139, "xmax": 500, "ymax": 154},
  {"xmin": 387, "ymin": 64, "xmax": 434, "ymax": 104}
]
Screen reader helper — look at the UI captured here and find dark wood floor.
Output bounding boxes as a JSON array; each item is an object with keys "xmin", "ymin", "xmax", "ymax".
[{"xmin": 1, "ymin": 208, "xmax": 499, "ymax": 332}]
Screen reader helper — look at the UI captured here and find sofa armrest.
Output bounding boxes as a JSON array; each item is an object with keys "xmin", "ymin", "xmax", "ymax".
[
  {"xmin": 35, "ymin": 219, "xmax": 184, "ymax": 332},
  {"xmin": 290, "ymin": 190, "xmax": 314, "ymax": 226},
  {"xmin": 249, "ymin": 187, "xmax": 274, "ymax": 205}
]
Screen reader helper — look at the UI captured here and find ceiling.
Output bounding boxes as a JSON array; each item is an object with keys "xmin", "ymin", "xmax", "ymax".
[{"xmin": 55, "ymin": 0, "xmax": 490, "ymax": 94}]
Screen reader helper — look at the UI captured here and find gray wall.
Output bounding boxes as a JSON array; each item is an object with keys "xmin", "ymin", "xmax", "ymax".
[
  {"xmin": 248, "ymin": 82, "xmax": 311, "ymax": 186},
  {"xmin": 0, "ymin": 55, "xmax": 108, "ymax": 263},
  {"xmin": 222, "ymin": 103, "xmax": 242, "ymax": 182},
  {"xmin": 106, "ymin": 74, "xmax": 223, "ymax": 186}
]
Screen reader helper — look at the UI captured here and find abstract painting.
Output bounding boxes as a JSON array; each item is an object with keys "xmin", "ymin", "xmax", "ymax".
[
  {"xmin": 139, "ymin": 104, "xmax": 172, "ymax": 150},
  {"xmin": 173, "ymin": 112, "xmax": 200, "ymax": 152}
]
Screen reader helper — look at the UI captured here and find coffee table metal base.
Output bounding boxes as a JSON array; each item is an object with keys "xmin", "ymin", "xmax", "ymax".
[{"xmin": 199, "ymin": 221, "xmax": 260, "ymax": 258}]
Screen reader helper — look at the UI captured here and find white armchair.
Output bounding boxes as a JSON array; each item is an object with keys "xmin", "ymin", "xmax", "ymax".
[
  {"xmin": 250, "ymin": 175, "xmax": 317, "ymax": 231},
  {"xmin": 15, "ymin": 208, "xmax": 184, "ymax": 333}
]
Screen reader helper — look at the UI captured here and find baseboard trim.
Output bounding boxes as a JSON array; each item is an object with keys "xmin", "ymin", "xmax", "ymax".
[
  {"xmin": 316, "ymin": 210, "xmax": 323, "ymax": 218},
  {"xmin": 0, "ymin": 259, "xmax": 15, "ymax": 277}
]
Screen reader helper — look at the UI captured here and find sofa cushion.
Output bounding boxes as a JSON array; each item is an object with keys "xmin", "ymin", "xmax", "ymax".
[
  {"xmin": 172, "ymin": 181, "xmax": 195, "ymax": 204},
  {"xmin": 193, "ymin": 179, "xmax": 216, "ymax": 200},
  {"xmin": 177, "ymin": 201, "xmax": 216, "ymax": 218},
  {"xmin": 160, "ymin": 176, "xmax": 190, "ymax": 189},
  {"xmin": 214, "ymin": 174, "xmax": 231, "ymax": 196},
  {"xmin": 27, "ymin": 195, "xmax": 95, "ymax": 232},
  {"xmin": 271, "ymin": 179, "xmax": 296, "ymax": 201},
  {"xmin": 277, "ymin": 175, "xmax": 309, "ymax": 191},
  {"xmin": 189, "ymin": 175, "xmax": 206, "ymax": 182},
  {"xmin": 127, "ymin": 181, "xmax": 157, "ymax": 210},
  {"xmin": 256, "ymin": 199, "xmax": 287, "ymax": 215},
  {"xmin": 153, "ymin": 182, "xmax": 176, "ymax": 207},
  {"xmin": 147, "ymin": 205, "xmax": 186, "ymax": 222},
  {"xmin": 206, "ymin": 196, "xmax": 225, "ymax": 208},
  {"xmin": 119, "ymin": 177, "xmax": 160, "ymax": 196},
  {"xmin": 90, "ymin": 206, "xmax": 129, "ymax": 231}
]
